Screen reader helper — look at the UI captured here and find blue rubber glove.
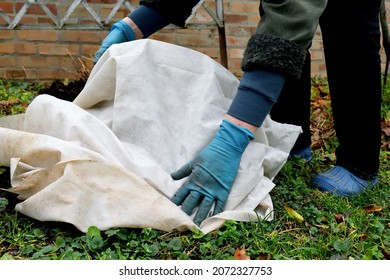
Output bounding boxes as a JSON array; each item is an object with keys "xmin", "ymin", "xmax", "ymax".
[
  {"xmin": 171, "ymin": 119, "xmax": 254, "ymax": 225},
  {"xmin": 94, "ymin": 20, "xmax": 135, "ymax": 64}
]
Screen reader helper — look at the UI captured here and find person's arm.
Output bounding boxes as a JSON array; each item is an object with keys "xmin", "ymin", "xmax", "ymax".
[
  {"xmin": 171, "ymin": 69, "xmax": 286, "ymax": 226},
  {"xmin": 94, "ymin": 1, "xmax": 203, "ymax": 63},
  {"xmin": 171, "ymin": 0, "xmax": 329, "ymax": 226}
]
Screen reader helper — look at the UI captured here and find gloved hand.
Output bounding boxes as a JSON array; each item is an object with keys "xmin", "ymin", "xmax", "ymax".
[
  {"xmin": 94, "ymin": 20, "xmax": 135, "ymax": 64},
  {"xmin": 171, "ymin": 119, "xmax": 254, "ymax": 225}
]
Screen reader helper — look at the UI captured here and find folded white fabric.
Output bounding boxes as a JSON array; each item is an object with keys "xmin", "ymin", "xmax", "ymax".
[{"xmin": 0, "ymin": 39, "xmax": 301, "ymax": 233}]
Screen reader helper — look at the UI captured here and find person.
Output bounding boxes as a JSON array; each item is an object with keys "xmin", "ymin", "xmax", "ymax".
[{"xmin": 93, "ymin": 0, "xmax": 382, "ymax": 226}]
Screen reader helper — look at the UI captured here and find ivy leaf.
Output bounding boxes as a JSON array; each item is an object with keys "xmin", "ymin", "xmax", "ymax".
[
  {"xmin": 167, "ymin": 237, "xmax": 182, "ymax": 251},
  {"xmin": 1, "ymin": 253, "xmax": 14, "ymax": 260},
  {"xmin": 86, "ymin": 226, "xmax": 104, "ymax": 250},
  {"xmin": 0, "ymin": 197, "xmax": 8, "ymax": 212},
  {"xmin": 333, "ymin": 239, "xmax": 352, "ymax": 253}
]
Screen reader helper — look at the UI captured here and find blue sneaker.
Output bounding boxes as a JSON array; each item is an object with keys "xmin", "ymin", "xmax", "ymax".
[
  {"xmin": 289, "ymin": 146, "xmax": 313, "ymax": 161},
  {"xmin": 94, "ymin": 20, "xmax": 136, "ymax": 64},
  {"xmin": 311, "ymin": 165, "xmax": 378, "ymax": 197}
]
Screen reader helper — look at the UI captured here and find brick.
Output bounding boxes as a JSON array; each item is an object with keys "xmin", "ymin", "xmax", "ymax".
[
  {"xmin": 0, "ymin": 30, "xmax": 14, "ymax": 40},
  {"xmin": 0, "ymin": 2, "xmax": 13, "ymax": 13},
  {"xmin": 4, "ymin": 68, "xmax": 29, "ymax": 79},
  {"xmin": 177, "ymin": 33, "xmax": 218, "ymax": 47},
  {"xmin": 0, "ymin": 18, "xmax": 8, "ymax": 26},
  {"xmin": 224, "ymin": 14, "xmax": 249, "ymax": 25},
  {"xmin": 70, "ymin": 6, "xmax": 96, "ymax": 18},
  {"xmin": 38, "ymin": 17, "xmax": 57, "ymax": 25},
  {"xmin": 226, "ymin": 36, "xmax": 249, "ymax": 47},
  {"xmin": 17, "ymin": 30, "xmax": 59, "ymax": 42},
  {"xmin": 228, "ymin": 1, "xmax": 260, "ymax": 14},
  {"xmin": 0, "ymin": 55, "xmax": 16, "ymax": 67},
  {"xmin": 1, "ymin": 0, "xmax": 388, "ymax": 81},
  {"xmin": 15, "ymin": 3, "xmax": 57, "ymax": 15},
  {"xmin": 17, "ymin": 55, "xmax": 59, "ymax": 68},
  {"xmin": 101, "ymin": 6, "xmax": 129, "ymax": 20},
  {"xmin": 228, "ymin": 48, "xmax": 245, "ymax": 59},
  {"xmin": 18, "ymin": 15, "xmax": 38, "ymax": 25},
  {"xmin": 0, "ymin": 42, "xmax": 37, "ymax": 54},
  {"xmin": 39, "ymin": 43, "xmax": 79, "ymax": 56},
  {"xmin": 195, "ymin": 47, "xmax": 221, "ymax": 60},
  {"xmin": 35, "ymin": 68, "xmax": 74, "ymax": 80},
  {"xmin": 226, "ymin": 26, "xmax": 257, "ymax": 37},
  {"xmin": 61, "ymin": 31, "xmax": 101, "ymax": 43},
  {"xmin": 87, "ymin": 0, "xmax": 118, "ymax": 4},
  {"xmin": 150, "ymin": 33, "xmax": 177, "ymax": 44},
  {"xmin": 311, "ymin": 50, "xmax": 324, "ymax": 61},
  {"xmin": 81, "ymin": 44, "xmax": 100, "ymax": 58},
  {"xmin": 228, "ymin": 59, "xmax": 244, "ymax": 77}
]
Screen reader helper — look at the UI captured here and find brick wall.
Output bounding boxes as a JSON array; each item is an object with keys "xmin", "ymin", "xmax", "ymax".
[{"xmin": 0, "ymin": 0, "xmax": 389, "ymax": 81}]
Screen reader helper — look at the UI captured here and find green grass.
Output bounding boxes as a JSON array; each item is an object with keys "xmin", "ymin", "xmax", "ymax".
[{"xmin": 0, "ymin": 77, "xmax": 389, "ymax": 260}]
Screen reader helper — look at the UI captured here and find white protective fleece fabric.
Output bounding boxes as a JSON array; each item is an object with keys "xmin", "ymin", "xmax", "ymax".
[{"xmin": 0, "ymin": 39, "xmax": 301, "ymax": 234}]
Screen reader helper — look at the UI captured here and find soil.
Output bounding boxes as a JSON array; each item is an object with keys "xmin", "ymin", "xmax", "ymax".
[{"xmin": 38, "ymin": 79, "xmax": 87, "ymax": 102}]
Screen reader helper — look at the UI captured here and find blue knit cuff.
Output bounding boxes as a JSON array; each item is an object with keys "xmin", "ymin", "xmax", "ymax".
[{"xmin": 227, "ymin": 69, "xmax": 285, "ymax": 127}]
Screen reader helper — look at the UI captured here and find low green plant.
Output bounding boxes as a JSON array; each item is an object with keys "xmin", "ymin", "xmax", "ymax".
[
  {"xmin": 0, "ymin": 79, "xmax": 43, "ymax": 116},
  {"xmin": 0, "ymin": 76, "xmax": 389, "ymax": 260}
]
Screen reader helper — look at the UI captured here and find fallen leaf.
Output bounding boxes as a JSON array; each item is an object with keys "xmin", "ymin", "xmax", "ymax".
[
  {"xmin": 318, "ymin": 99, "xmax": 331, "ymax": 107},
  {"xmin": 381, "ymin": 120, "xmax": 390, "ymax": 136},
  {"xmin": 380, "ymin": 248, "xmax": 390, "ymax": 260},
  {"xmin": 234, "ymin": 248, "xmax": 251, "ymax": 260},
  {"xmin": 311, "ymin": 101, "xmax": 321, "ymax": 108},
  {"xmin": 258, "ymin": 254, "xmax": 271, "ymax": 260},
  {"xmin": 284, "ymin": 204, "xmax": 304, "ymax": 223},
  {"xmin": 382, "ymin": 126, "xmax": 390, "ymax": 136},
  {"xmin": 363, "ymin": 204, "xmax": 383, "ymax": 213},
  {"xmin": 333, "ymin": 213, "xmax": 345, "ymax": 223},
  {"xmin": 359, "ymin": 234, "xmax": 368, "ymax": 240}
]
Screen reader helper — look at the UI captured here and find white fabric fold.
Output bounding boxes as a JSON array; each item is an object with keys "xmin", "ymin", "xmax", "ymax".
[{"xmin": 0, "ymin": 39, "xmax": 301, "ymax": 233}]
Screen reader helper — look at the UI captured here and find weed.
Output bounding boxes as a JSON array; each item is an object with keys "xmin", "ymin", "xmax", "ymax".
[{"xmin": 0, "ymin": 77, "xmax": 389, "ymax": 260}]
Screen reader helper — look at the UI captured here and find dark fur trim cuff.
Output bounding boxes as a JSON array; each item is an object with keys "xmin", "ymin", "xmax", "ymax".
[
  {"xmin": 241, "ymin": 34, "xmax": 307, "ymax": 79},
  {"xmin": 140, "ymin": 0, "xmax": 201, "ymax": 27}
]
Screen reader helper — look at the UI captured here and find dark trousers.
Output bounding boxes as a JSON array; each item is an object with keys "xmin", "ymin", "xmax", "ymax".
[{"xmin": 271, "ymin": 0, "xmax": 382, "ymax": 178}]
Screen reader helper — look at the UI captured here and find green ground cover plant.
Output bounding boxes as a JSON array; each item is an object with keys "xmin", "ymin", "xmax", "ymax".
[{"xmin": 0, "ymin": 77, "xmax": 389, "ymax": 260}]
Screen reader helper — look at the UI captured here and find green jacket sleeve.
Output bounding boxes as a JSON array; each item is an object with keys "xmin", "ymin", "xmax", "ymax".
[{"xmin": 242, "ymin": 0, "xmax": 328, "ymax": 79}]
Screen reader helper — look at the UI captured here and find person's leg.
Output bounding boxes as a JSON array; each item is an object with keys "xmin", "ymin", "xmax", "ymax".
[
  {"xmin": 270, "ymin": 51, "xmax": 312, "ymax": 159},
  {"xmin": 94, "ymin": 1, "xmax": 202, "ymax": 64},
  {"xmin": 312, "ymin": 0, "xmax": 382, "ymax": 196}
]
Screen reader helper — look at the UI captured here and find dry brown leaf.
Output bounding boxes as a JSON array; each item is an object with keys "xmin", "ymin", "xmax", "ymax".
[
  {"xmin": 363, "ymin": 204, "xmax": 383, "ymax": 213},
  {"xmin": 318, "ymin": 99, "xmax": 331, "ymax": 107},
  {"xmin": 234, "ymin": 248, "xmax": 251, "ymax": 260},
  {"xmin": 258, "ymin": 254, "xmax": 271, "ymax": 260},
  {"xmin": 333, "ymin": 213, "xmax": 345, "ymax": 223},
  {"xmin": 311, "ymin": 101, "xmax": 321, "ymax": 108},
  {"xmin": 382, "ymin": 120, "xmax": 390, "ymax": 136},
  {"xmin": 381, "ymin": 248, "xmax": 390, "ymax": 260},
  {"xmin": 382, "ymin": 126, "xmax": 390, "ymax": 136}
]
